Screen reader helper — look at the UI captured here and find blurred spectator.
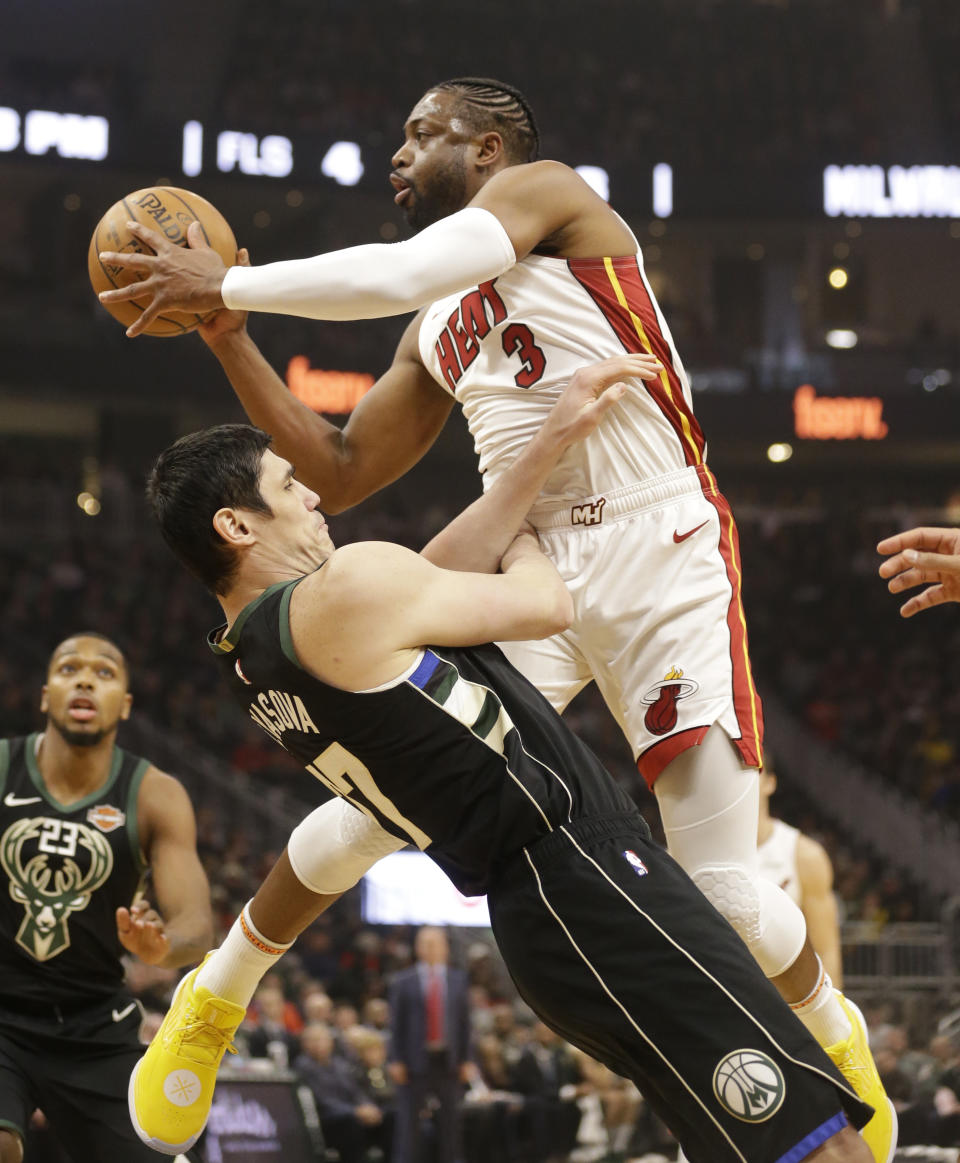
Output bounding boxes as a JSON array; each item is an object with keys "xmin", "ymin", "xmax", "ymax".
[
  {"xmin": 509, "ymin": 1021, "xmax": 581, "ymax": 1162},
  {"xmin": 246, "ymin": 983, "xmax": 303, "ymax": 1068},
  {"xmin": 295, "ymin": 1023, "xmax": 389, "ymax": 1163}
]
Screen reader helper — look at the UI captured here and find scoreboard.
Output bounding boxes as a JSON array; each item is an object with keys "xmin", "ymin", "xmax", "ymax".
[{"xmin": 3, "ymin": 98, "xmax": 958, "ymax": 221}]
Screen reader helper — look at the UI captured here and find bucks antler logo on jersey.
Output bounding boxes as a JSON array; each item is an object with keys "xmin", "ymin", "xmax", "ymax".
[{"xmin": 0, "ymin": 816, "xmax": 113, "ymax": 962}]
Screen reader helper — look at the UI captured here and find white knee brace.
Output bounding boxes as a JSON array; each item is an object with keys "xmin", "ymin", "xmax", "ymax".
[
  {"xmin": 691, "ymin": 864, "xmax": 806, "ymax": 979},
  {"xmin": 287, "ymin": 798, "xmax": 406, "ymax": 895}
]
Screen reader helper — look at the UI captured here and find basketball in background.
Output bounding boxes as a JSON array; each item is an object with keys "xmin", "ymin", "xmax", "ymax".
[{"xmin": 88, "ymin": 187, "xmax": 237, "ymax": 338}]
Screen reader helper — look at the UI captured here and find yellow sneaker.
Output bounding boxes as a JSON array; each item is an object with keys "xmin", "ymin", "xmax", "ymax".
[
  {"xmin": 128, "ymin": 959, "xmax": 245, "ymax": 1154},
  {"xmin": 825, "ymin": 993, "xmax": 897, "ymax": 1163}
]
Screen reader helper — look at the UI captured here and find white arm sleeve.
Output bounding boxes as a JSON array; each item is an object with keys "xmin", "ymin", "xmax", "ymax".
[
  {"xmin": 287, "ymin": 797, "xmax": 407, "ymax": 895},
  {"xmin": 221, "ymin": 206, "xmax": 516, "ymax": 320}
]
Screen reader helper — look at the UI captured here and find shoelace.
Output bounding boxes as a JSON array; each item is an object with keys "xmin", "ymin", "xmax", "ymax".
[
  {"xmin": 169, "ymin": 1014, "xmax": 239, "ymax": 1065},
  {"xmin": 831, "ymin": 1041, "xmax": 873, "ymax": 1095}
]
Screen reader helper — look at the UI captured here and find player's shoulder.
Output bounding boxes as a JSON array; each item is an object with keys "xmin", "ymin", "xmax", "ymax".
[
  {"xmin": 295, "ymin": 543, "xmax": 424, "ymax": 616},
  {"xmin": 137, "ymin": 764, "xmax": 190, "ymax": 804},
  {"xmin": 313, "ymin": 541, "xmax": 420, "ymax": 584},
  {"xmin": 135, "ymin": 764, "xmax": 197, "ymax": 843},
  {"xmin": 795, "ymin": 830, "xmax": 833, "ymax": 883},
  {"xmin": 487, "ymin": 158, "xmax": 583, "ymax": 193}
]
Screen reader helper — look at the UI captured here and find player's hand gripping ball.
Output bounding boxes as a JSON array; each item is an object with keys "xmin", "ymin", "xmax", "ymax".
[{"xmin": 88, "ymin": 187, "xmax": 237, "ymax": 337}]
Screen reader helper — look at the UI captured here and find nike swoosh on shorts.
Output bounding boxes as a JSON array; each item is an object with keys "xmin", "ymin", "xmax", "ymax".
[
  {"xmin": 113, "ymin": 1003, "xmax": 138, "ymax": 1022},
  {"xmin": 673, "ymin": 521, "xmax": 708, "ymax": 544}
]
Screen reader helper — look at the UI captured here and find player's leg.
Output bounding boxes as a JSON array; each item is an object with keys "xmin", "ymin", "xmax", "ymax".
[
  {"xmin": 0, "ymin": 1031, "xmax": 36, "ymax": 1163},
  {"xmin": 588, "ymin": 486, "xmax": 894, "ymax": 1161},
  {"xmin": 488, "ymin": 816, "xmax": 873, "ymax": 1163},
  {"xmin": 655, "ymin": 728, "xmax": 895, "ymax": 1162},
  {"xmin": 128, "ymin": 848, "xmax": 328, "ymax": 1152},
  {"xmin": 656, "ymin": 727, "xmax": 809, "ymax": 989},
  {"xmin": 31, "ymin": 1004, "xmax": 203, "ymax": 1163}
]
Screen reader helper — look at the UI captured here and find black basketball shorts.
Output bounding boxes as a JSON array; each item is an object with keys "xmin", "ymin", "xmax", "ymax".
[
  {"xmin": 488, "ymin": 813, "xmax": 872, "ymax": 1163},
  {"xmin": 0, "ymin": 991, "xmax": 195, "ymax": 1162}
]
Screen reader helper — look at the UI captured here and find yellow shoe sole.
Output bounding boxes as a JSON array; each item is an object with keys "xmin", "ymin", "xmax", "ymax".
[{"xmin": 128, "ymin": 1053, "xmax": 203, "ymax": 1155}]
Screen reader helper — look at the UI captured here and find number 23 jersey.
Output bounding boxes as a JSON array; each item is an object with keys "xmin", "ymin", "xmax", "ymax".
[
  {"xmin": 0, "ymin": 735, "xmax": 148, "ymax": 1007},
  {"xmin": 418, "ymin": 250, "xmax": 707, "ymax": 505}
]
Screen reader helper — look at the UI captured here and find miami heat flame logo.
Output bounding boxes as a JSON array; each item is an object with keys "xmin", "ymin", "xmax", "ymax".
[{"xmin": 641, "ymin": 667, "xmax": 700, "ymax": 736}]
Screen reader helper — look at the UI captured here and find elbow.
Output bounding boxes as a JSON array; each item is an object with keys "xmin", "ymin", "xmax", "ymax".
[
  {"xmin": 321, "ymin": 494, "xmax": 352, "ymax": 516},
  {"xmin": 322, "ymin": 481, "xmax": 376, "ymax": 514},
  {"xmin": 540, "ymin": 589, "xmax": 574, "ymax": 638}
]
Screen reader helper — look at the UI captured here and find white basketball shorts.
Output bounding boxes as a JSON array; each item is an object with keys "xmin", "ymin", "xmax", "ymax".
[{"xmin": 498, "ymin": 464, "xmax": 764, "ymax": 788}]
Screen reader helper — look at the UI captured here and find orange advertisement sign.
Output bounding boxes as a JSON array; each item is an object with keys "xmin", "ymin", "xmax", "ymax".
[
  {"xmin": 793, "ymin": 384, "xmax": 888, "ymax": 440},
  {"xmin": 286, "ymin": 356, "xmax": 375, "ymax": 414}
]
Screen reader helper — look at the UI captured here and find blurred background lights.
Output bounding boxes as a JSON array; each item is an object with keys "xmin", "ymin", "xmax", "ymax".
[
  {"xmin": 320, "ymin": 141, "xmax": 363, "ymax": 186},
  {"xmin": 767, "ymin": 442, "xmax": 793, "ymax": 463},
  {"xmin": 828, "ymin": 266, "xmax": 849, "ymax": 289},
  {"xmin": 826, "ymin": 329, "xmax": 859, "ymax": 349}
]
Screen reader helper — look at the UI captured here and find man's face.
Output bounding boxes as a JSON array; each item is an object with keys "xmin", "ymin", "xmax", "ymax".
[
  {"xmin": 41, "ymin": 637, "xmax": 131, "ymax": 747},
  {"xmin": 302, "ymin": 1025, "xmax": 334, "ymax": 1062},
  {"xmin": 415, "ymin": 926, "xmax": 449, "ymax": 964},
  {"xmin": 390, "ymin": 90, "xmax": 474, "ymax": 230},
  {"xmin": 245, "ymin": 450, "xmax": 335, "ymax": 571}
]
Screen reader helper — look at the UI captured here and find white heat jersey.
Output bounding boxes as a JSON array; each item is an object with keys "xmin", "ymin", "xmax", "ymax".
[
  {"xmin": 418, "ymin": 251, "xmax": 707, "ymax": 505},
  {"xmin": 758, "ymin": 818, "xmax": 802, "ymax": 905}
]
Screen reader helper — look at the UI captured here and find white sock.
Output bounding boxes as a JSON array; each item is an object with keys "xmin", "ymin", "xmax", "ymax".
[
  {"xmin": 790, "ymin": 959, "xmax": 853, "ymax": 1047},
  {"xmin": 194, "ymin": 902, "xmax": 293, "ymax": 1008}
]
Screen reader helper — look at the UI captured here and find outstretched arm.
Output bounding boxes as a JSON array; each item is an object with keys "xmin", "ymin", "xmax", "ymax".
[
  {"xmin": 198, "ymin": 304, "xmax": 453, "ymax": 512},
  {"xmin": 96, "ymin": 163, "xmax": 623, "ymax": 336},
  {"xmin": 118, "ymin": 768, "xmax": 213, "ymax": 969},
  {"xmin": 877, "ymin": 526, "xmax": 960, "ymax": 617},
  {"xmin": 99, "ymin": 208, "xmax": 516, "ymax": 336}
]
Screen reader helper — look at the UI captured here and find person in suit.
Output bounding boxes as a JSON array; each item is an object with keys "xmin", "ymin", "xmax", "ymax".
[
  {"xmin": 388, "ymin": 927, "xmax": 471, "ymax": 1163},
  {"xmin": 295, "ymin": 1023, "xmax": 387, "ymax": 1163}
]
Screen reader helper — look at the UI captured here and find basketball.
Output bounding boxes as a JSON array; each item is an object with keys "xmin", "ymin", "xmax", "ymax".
[{"xmin": 88, "ymin": 187, "xmax": 237, "ymax": 338}]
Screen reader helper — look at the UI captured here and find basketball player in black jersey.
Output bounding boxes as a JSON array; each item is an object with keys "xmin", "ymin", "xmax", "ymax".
[
  {"xmin": 0, "ymin": 632, "xmax": 212, "ymax": 1163},
  {"xmin": 135, "ymin": 357, "xmax": 873, "ymax": 1163}
]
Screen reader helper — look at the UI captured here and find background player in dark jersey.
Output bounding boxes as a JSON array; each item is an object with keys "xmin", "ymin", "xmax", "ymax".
[
  {"xmin": 134, "ymin": 357, "xmax": 872, "ymax": 1163},
  {"xmin": 0, "ymin": 632, "xmax": 212, "ymax": 1163}
]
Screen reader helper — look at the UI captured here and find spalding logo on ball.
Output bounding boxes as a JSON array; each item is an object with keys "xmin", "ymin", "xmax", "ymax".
[
  {"xmin": 88, "ymin": 187, "xmax": 237, "ymax": 338},
  {"xmin": 712, "ymin": 1049, "xmax": 786, "ymax": 1123}
]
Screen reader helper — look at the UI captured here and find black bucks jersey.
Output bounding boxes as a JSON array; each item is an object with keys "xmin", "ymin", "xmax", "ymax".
[
  {"xmin": 0, "ymin": 734, "xmax": 148, "ymax": 1007},
  {"xmin": 210, "ymin": 576, "xmax": 640, "ymax": 895}
]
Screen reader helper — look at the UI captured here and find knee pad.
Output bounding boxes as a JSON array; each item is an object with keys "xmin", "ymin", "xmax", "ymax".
[
  {"xmin": 753, "ymin": 876, "xmax": 807, "ymax": 978},
  {"xmin": 692, "ymin": 863, "xmax": 763, "ymax": 945},
  {"xmin": 691, "ymin": 865, "xmax": 806, "ymax": 979},
  {"xmin": 288, "ymin": 798, "xmax": 406, "ymax": 895}
]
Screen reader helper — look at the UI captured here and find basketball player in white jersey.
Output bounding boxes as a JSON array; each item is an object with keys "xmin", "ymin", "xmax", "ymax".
[
  {"xmin": 98, "ymin": 76, "xmax": 893, "ymax": 1161},
  {"xmin": 757, "ymin": 756, "xmax": 843, "ymax": 987}
]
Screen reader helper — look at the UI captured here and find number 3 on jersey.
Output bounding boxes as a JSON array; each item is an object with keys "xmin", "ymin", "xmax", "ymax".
[
  {"xmin": 502, "ymin": 323, "xmax": 546, "ymax": 389},
  {"xmin": 307, "ymin": 742, "xmax": 431, "ymax": 849}
]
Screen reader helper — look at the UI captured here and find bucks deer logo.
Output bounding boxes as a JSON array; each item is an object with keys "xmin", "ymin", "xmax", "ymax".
[{"xmin": 0, "ymin": 817, "xmax": 113, "ymax": 962}]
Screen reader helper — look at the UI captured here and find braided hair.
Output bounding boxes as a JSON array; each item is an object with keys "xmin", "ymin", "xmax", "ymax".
[{"xmin": 431, "ymin": 77, "xmax": 540, "ymax": 163}]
